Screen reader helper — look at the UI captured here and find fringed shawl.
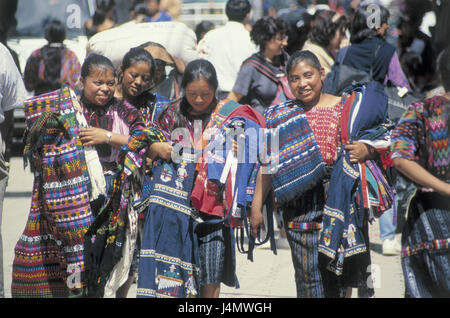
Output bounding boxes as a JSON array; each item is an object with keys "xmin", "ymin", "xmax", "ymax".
[
  {"xmin": 264, "ymin": 99, "xmax": 327, "ymax": 205},
  {"xmin": 83, "ymin": 127, "xmax": 166, "ymax": 298}
]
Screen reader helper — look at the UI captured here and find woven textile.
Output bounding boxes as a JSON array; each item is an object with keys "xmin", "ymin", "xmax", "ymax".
[
  {"xmin": 12, "ymin": 86, "xmax": 93, "ymax": 298},
  {"xmin": 137, "ymin": 154, "xmax": 200, "ymax": 298},
  {"xmin": 391, "ymin": 96, "xmax": 450, "ymax": 297},
  {"xmin": 83, "ymin": 127, "xmax": 165, "ymax": 298},
  {"xmin": 318, "ymin": 83, "xmax": 391, "ymax": 292},
  {"xmin": 264, "ymin": 100, "xmax": 327, "ymax": 205}
]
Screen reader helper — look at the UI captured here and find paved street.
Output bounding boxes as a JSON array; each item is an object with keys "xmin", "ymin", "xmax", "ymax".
[{"xmin": 2, "ymin": 156, "xmax": 404, "ymax": 298}]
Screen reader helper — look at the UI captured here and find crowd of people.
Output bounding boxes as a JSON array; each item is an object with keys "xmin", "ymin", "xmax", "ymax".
[{"xmin": 0, "ymin": 0, "xmax": 449, "ymax": 299}]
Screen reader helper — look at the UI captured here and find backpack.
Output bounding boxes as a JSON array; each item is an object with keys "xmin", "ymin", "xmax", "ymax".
[{"xmin": 323, "ymin": 45, "xmax": 421, "ymax": 123}]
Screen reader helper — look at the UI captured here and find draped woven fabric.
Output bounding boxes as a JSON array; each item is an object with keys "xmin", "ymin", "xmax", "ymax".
[
  {"xmin": 83, "ymin": 127, "xmax": 165, "ymax": 298},
  {"xmin": 318, "ymin": 83, "xmax": 392, "ymax": 278},
  {"xmin": 137, "ymin": 152, "xmax": 201, "ymax": 298},
  {"xmin": 264, "ymin": 100, "xmax": 327, "ymax": 205},
  {"xmin": 190, "ymin": 99, "xmax": 242, "ymax": 219},
  {"xmin": 12, "ymin": 86, "xmax": 93, "ymax": 298}
]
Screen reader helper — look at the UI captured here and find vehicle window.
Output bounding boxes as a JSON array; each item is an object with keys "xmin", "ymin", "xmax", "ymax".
[{"xmin": 10, "ymin": 0, "xmax": 91, "ymax": 39}]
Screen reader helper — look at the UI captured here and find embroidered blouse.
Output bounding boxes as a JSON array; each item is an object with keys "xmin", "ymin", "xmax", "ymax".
[
  {"xmin": 305, "ymin": 100, "xmax": 343, "ymax": 166},
  {"xmin": 390, "ymin": 95, "xmax": 450, "ymax": 181},
  {"xmin": 81, "ymin": 96, "xmax": 145, "ymax": 170}
]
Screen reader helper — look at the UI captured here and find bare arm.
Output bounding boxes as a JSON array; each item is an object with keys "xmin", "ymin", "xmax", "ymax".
[
  {"xmin": 227, "ymin": 91, "xmax": 243, "ymax": 103},
  {"xmin": 393, "ymin": 157, "xmax": 450, "ymax": 196},
  {"xmin": 250, "ymin": 168, "xmax": 272, "ymax": 238},
  {"xmin": 79, "ymin": 127, "xmax": 129, "ymax": 149}
]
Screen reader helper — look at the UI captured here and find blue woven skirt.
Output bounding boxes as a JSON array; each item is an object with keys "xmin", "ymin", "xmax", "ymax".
[{"xmin": 137, "ymin": 160, "xmax": 200, "ymax": 298}]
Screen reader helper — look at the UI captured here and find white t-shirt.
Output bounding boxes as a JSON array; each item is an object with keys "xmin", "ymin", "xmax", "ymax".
[
  {"xmin": 0, "ymin": 43, "xmax": 27, "ymax": 124},
  {"xmin": 198, "ymin": 21, "xmax": 258, "ymax": 92}
]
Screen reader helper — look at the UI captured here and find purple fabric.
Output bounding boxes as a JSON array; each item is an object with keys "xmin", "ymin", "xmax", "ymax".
[{"xmin": 384, "ymin": 52, "xmax": 412, "ymax": 92}]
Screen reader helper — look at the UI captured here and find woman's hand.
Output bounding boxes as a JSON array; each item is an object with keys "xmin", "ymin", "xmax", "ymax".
[
  {"xmin": 344, "ymin": 141, "xmax": 373, "ymax": 163},
  {"xmin": 79, "ymin": 127, "xmax": 110, "ymax": 146},
  {"xmin": 145, "ymin": 157, "xmax": 153, "ymax": 174},
  {"xmin": 149, "ymin": 142, "xmax": 173, "ymax": 160},
  {"xmin": 250, "ymin": 205, "xmax": 265, "ymax": 239}
]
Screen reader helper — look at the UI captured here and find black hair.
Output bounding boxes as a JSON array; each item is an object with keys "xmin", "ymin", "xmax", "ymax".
[
  {"xmin": 250, "ymin": 17, "xmax": 287, "ymax": 52},
  {"xmin": 349, "ymin": 3, "xmax": 390, "ymax": 44},
  {"xmin": 39, "ymin": 20, "xmax": 66, "ymax": 93},
  {"xmin": 195, "ymin": 21, "xmax": 215, "ymax": 42},
  {"xmin": 437, "ymin": 46, "xmax": 450, "ymax": 91},
  {"xmin": 121, "ymin": 47, "xmax": 157, "ymax": 109},
  {"xmin": 122, "ymin": 47, "xmax": 156, "ymax": 81},
  {"xmin": 286, "ymin": 50, "xmax": 322, "ymax": 77},
  {"xmin": 158, "ymin": 59, "xmax": 218, "ymax": 130},
  {"xmin": 309, "ymin": 10, "xmax": 348, "ymax": 48},
  {"xmin": 225, "ymin": 0, "xmax": 251, "ymax": 22},
  {"xmin": 93, "ymin": 0, "xmax": 115, "ymax": 26},
  {"xmin": 81, "ymin": 53, "xmax": 115, "ymax": 79}
]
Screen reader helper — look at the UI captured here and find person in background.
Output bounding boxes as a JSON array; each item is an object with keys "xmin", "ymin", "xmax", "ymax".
[
  {"xmin": 227, "ymin": 16, "xmax": 289, "ymax": 115},
  {"xmin": 0, "ymin": 0, "xmax": 21, "ymax": 166},
  {"xmin": 0, "ymin": 43, "xmax": 27, "ymax": 298},
  {"xmin": 390, "ymin": 46, "xmax": 450, "ymax": 298},
  {"xmin": 138, "ymin": 41, "xmax": 183, "ymax": 102},
  {"xmin": 84, "ymin": 0, "xmax": 116, "ymax": 38},
  {"xmin": 24, "ymin": 19, "xmax": 81, "ymax": 96},
  {"xmin": 195, "ymin": 21, "xmax": 215, "ymax": 43},
  {"xmin": 198, "ymin": 0, "xmax": 258, "ymax": 100},
  {"xmin": 145, "ymin": 0, "xmax": 172, "ymax": 22},
  {"xmin": 302, "ymin": 9, "xmax": 349, "ymax": 75},
  {"xmin": 278, "ymin": 0, "xmax": 312, "ymax": 55},
  {"xmin": 336, "ymin": 3, "xmax": 411, "ymax": 91},
  {"xmin": 160, "ymin": 0, "xmax": 182, "ymax": 21}
]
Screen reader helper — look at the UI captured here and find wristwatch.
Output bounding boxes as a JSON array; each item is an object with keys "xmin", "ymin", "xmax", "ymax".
[{"xmin": 105, "ymin": 132, "xmax": 112, "ymax": 144}]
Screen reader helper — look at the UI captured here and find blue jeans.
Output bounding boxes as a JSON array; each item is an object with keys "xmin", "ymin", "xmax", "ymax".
[{"xmin": 379, "ymin": 195, "xmax": 398, "ymax": 240}]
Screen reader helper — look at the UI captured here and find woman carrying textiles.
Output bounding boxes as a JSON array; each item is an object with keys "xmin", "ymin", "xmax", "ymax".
[
  {"xmin": 250, "ymin": 50, "xmax": 393, "ymax": 298},
  {"xmin": 137, "ymin": 59, "xmax": 264, "ymax": 298}
]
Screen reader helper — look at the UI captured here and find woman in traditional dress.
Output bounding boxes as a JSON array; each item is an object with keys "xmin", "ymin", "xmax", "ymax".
[
  {"xmin": 250, "ymin": 50, "xmax": 393, "ymax": 298},
  {"xmin": 390, "ymin": 47, "xmax": 450, "ymax": 298},
  {"xmin": 76, "ymin": 54, "xmax": 165, "ymax": 298},
  {"xmin": 137, "ymin": 59, "xmax": 263, "ymax": 298},
  {"xmin": 11, "ymin": 53, "xmax": 151, "ymax": 298},
  {"xmin": 111, "ymin": 47, "xmax": 170, "ymax": 297}
]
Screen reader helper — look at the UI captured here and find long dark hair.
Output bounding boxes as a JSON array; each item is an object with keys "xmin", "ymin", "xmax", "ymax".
[
  {"xmin": 349, "ymin": 4, "xmax": 390, "ymax": 44},
  {"xmin": 120, "ymin": 47, "xmax": 156, "ymax": 109},
  {"xmin": 93, "ymin": 0, "xmax": 115, "ymax": 26},
  {"xmin": 157, "ymin": 59, "xmax": 218, "ymax": 130},
  {"xmin": 40, "ymin": 19, "xmax": 66, "ymax": 92}
]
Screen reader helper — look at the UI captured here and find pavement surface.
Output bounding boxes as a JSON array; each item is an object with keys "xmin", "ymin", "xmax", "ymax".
[{"xmin": 1, "ymin": 157, "xmax": 405, "ymax": 298}]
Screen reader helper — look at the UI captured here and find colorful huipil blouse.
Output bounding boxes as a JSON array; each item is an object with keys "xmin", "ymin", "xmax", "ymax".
[
  {"xmin": 24, "ymin": 45, "xmax": 81, "ymax": 95},
  {"xmin": 80, "ymin": 96, "xmax": 146, "ymax": 171},
  {"xmin": 304, "ymin": 102, "xmax": 343, "ymax": 166},
  {"xmin": 390, "ymin": 95, "xmax": 450, "ymax": 258}
]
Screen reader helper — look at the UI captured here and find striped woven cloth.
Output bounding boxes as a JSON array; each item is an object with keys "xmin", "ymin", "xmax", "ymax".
[
  {"xmin": 264, "ymin": 100, "xmax": 327, "ymax": 205},
  {"xmin": 12, "ymin": 86, "xmax": 93, "ymax": 298}
]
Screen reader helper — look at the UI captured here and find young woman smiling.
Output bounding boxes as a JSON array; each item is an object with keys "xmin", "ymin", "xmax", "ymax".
[{"xmin": 250, "ymin": 50, "xmax": 390, "ymax": 298}]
